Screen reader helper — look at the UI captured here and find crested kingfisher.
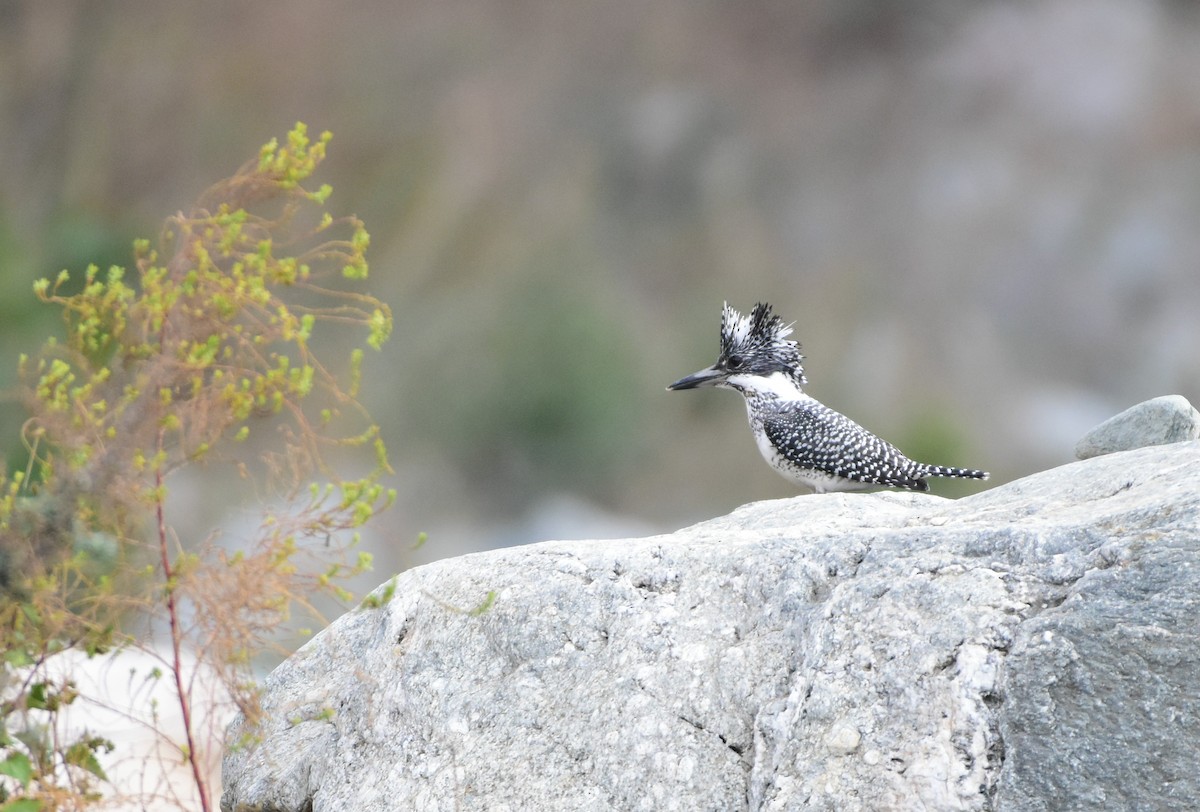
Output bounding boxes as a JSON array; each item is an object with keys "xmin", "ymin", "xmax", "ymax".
[{"xmin": 668, "ymin": 303, "xmax": 988, "ymax": 494}]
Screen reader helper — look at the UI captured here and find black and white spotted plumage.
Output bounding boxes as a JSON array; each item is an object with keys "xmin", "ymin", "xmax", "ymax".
[{"xmin": 668, "ymin": 302, "xmax": 988, "ymax": 494}]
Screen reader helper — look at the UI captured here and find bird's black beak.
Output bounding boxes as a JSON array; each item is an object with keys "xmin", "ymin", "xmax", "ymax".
[{"xmin": 667, "ymin": 365, "xmax": 725, "ymax": 391}]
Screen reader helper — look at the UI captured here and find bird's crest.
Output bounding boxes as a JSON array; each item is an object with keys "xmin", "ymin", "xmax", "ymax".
[{"xmin": 720, "ymin": 302, "xmax": 806, "ymax": 385}]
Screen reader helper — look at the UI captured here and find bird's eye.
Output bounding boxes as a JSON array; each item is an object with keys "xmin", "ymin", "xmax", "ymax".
[{"xmin": 727, "ymin": 354, "xmax": 744, "ymax": 370}]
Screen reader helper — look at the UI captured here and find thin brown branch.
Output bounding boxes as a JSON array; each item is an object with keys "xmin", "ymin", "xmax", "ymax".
[{"xmin": 155, "ymin": 427, "xmax": 211, "ymax": 812}]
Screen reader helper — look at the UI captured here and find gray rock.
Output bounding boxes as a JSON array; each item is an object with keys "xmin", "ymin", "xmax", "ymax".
[
  {"xmin": 222, "ymin": 441, "xmax": 1200, "ymax": 812},
  {"xmin": 1075, "ymin": 394, "xmax": 1200, "ymax": 460}
]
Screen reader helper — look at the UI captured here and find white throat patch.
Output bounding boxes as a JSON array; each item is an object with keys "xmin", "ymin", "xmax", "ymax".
[{"xmin": 723, "ymin": 370, "xmax": 807, "ymax": 400}]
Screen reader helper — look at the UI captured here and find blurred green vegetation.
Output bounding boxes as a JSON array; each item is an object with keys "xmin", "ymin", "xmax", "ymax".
[
  {"xmin": 404, "ymin": 253, "xmax": 645, "ymax": 506},
  {"xmin": 898, "ymin": 409, "xmax": 984, "ymax": 499}
]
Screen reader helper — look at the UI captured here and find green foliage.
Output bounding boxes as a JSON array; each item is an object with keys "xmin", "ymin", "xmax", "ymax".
[
  {"xmin": 1, "ymin": 799, "xmax": 42, "ymax": 812},
  {"xmin": 0, "ymin": 753, "xmax": 34, "ymax": 788},
  {"xmin": 358, "ymin": 575, "xmax": 398, "ymax": 610},
  {"xmin": 0, "ymin": 123, "xmax": 397, "ymax": 810}
]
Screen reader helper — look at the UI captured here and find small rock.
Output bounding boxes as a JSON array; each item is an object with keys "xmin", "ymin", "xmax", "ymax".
[
  {"xmin": 824, "ymin": 723, "xmax": 861, "ymax": 755},
  {"xmin": 1074, "ymin": 395, "xmax": 1200, "ymax": 460}
]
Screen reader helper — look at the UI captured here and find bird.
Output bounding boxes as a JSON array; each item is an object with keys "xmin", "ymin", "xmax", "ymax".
[{"xmin": 667, "ymin": 302, "xmax": 988, "ymax": 494}]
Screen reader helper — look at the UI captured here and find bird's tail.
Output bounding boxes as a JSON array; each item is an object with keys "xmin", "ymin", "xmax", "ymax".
[{"xmin": 922, "ymin": 464, "xmax": 989, "ymax": 481}]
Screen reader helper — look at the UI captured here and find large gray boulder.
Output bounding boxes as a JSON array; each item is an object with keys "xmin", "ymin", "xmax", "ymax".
[{"xmin": 222, "ymin": 441, "xmax": 1200, "ymax": 812}]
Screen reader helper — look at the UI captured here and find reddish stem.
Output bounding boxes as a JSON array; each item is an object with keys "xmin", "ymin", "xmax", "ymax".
[{"xmin": 155, "ymin": 429, "xmax": 211, "ymax": 812}]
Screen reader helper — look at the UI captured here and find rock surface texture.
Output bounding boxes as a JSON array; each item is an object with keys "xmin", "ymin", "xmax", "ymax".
[{"xmin": 222, "ymin": 441, "xmax": 1200, "ymax": 812}]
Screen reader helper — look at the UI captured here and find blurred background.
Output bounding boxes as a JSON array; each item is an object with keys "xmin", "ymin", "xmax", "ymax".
[{"xmin": 2, "ymin": 0, "xmax": 1199, "ymax": 582}]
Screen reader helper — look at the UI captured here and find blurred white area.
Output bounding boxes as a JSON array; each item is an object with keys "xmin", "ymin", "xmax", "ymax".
[{"xmin": 19, "ymin": 647, "xmax": 230, "ymax": 811}]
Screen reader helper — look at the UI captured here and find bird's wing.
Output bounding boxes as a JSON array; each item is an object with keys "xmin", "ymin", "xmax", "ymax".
[{"xmin": 761, "ymin": 402, "xmax": 928, "ymax": 490}]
